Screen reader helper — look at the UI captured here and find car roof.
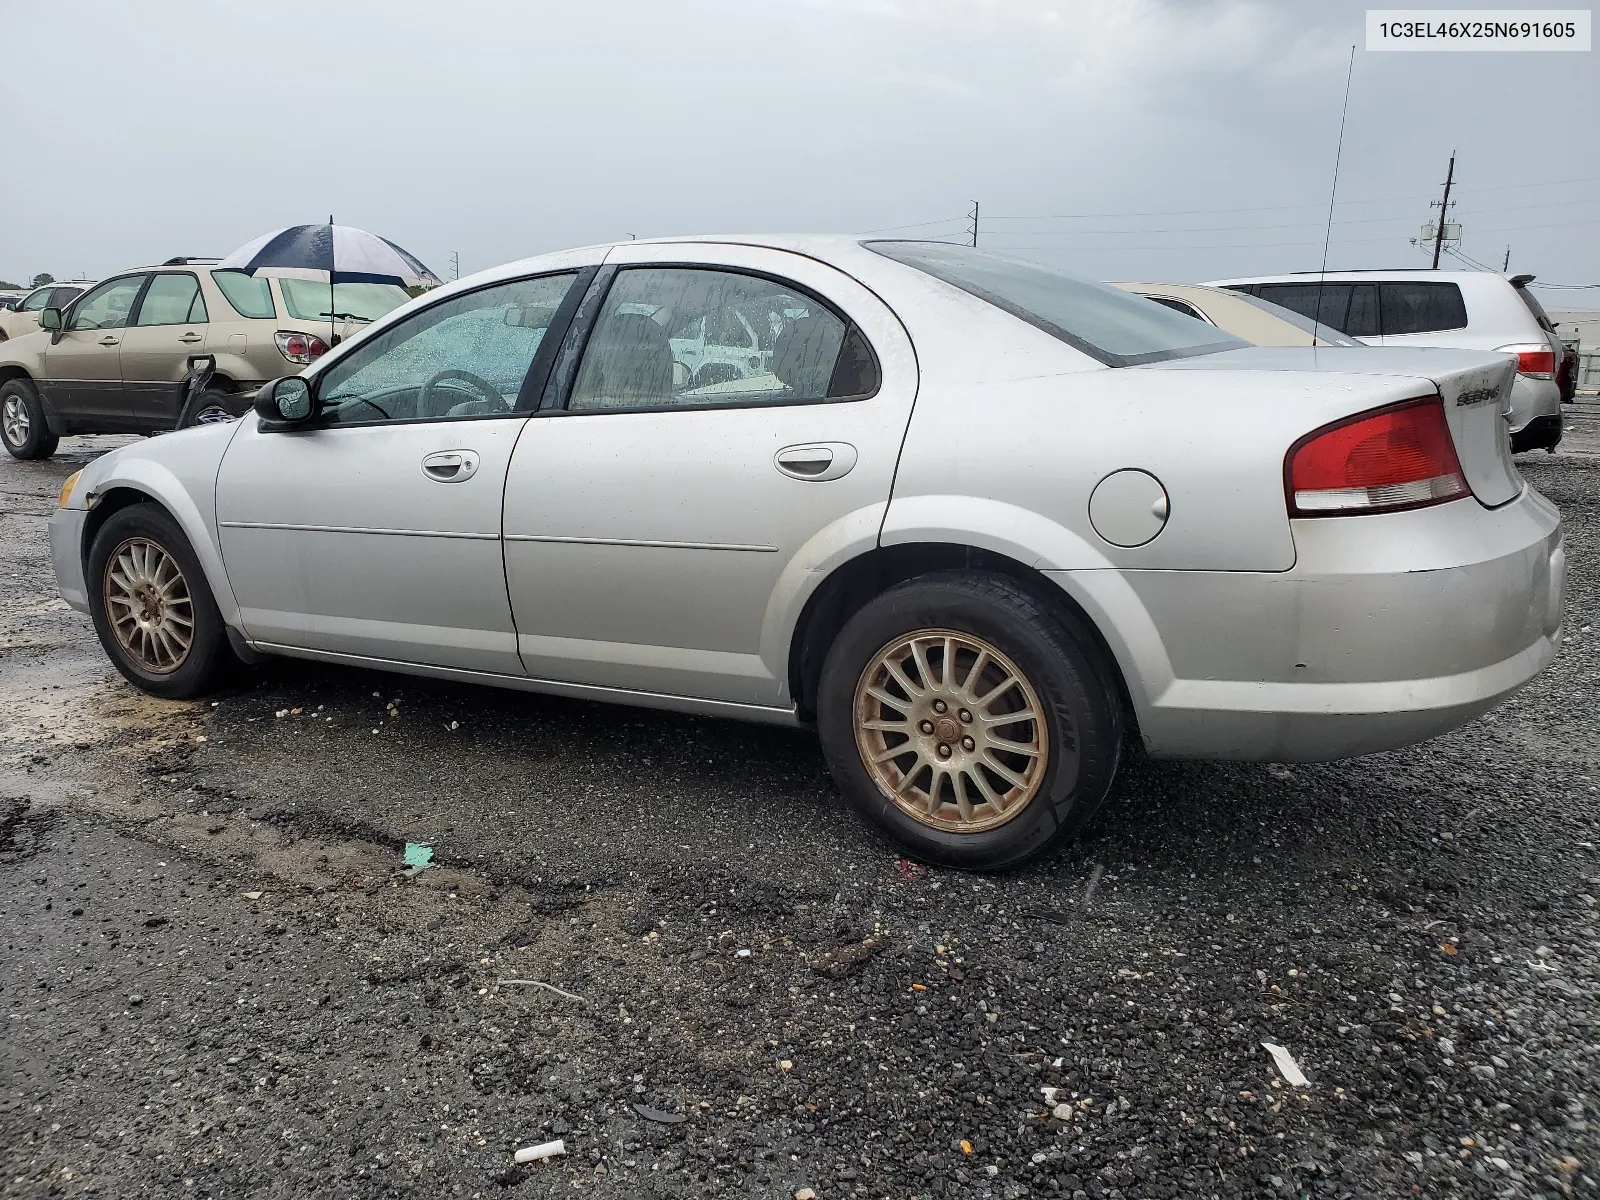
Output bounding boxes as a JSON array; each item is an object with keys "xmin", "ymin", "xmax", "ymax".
[{"xmin": 1207, "ymin": 269, "xmax": 1493, "ymax": 285}]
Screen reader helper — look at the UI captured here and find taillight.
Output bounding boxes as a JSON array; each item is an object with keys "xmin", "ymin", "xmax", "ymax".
[
  {"xmin": 275, "ymin": 330, "xmax": 330, "ymax": 364},
  {"xmin": 1286, "ymin": 396, "xmax": 1470, "ymax": 517},
  {"xmin": 1497, "ymin": 343, "xmax": 1555, "ymax": 379}
]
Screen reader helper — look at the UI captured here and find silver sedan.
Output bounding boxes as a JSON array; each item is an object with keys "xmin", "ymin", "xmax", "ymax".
[{"xmin": 48, "ymin": 236, "xmax": 1564, "ymax": 868}]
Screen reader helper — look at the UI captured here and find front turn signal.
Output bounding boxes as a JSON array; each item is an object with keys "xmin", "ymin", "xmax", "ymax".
[{"xmin": 58, "ymin": 470, "xmax": 82, "ymax": 509}]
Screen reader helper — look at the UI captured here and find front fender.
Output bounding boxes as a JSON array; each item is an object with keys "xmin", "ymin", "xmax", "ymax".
[{"xmin": 77, "ymin": 430, "xmax": 243, "ymax": 628}]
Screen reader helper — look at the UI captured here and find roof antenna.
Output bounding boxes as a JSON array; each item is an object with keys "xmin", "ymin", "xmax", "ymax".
[{"xmin": 1312, "ymin": 45, "xmax": 1356, "ymax": 349}]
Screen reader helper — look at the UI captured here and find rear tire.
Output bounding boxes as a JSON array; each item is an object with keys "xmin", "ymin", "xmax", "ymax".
[
  {"xmin": 177, "ymin": 389, "xmax": 240, "ymax": 429},
  {"xmin": 1, "ymin": 378, "xmax": 59, "ymax": 460},
  {"xmin": 87, "ymin": 504, "xmax": 230, "ymax": 699},
  {"xmin": 816, "ymin": 571, "xmax": 1123, "ymax": 870}
]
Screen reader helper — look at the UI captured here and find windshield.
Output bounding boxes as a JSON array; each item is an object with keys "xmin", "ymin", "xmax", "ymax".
[
  {"xmin": 279, "ymin": 279, "xmax": 409, "ymax": 323},
  {"xmin": 864, "ymin": 241, "xmax": 1245, "ymax": 366},
  {"xmin": 1232, "ymin": 292, "xmax": 1363, "ymax": 346}
]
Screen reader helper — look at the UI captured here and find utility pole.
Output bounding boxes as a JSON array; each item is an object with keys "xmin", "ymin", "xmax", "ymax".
[
  {"xmin": 968, "ymin": 201, "xmax": 979, "ymax": 247},
  {"xmin": 449, "ymin": 251, "xmax": 460, "ymax": 281},
  {"xmin": 1431, "ymin": 154, "xmax": 1455, "ymax": 269}
]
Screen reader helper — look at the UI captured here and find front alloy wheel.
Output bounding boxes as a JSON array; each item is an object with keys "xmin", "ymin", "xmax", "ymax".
[
  {"xmin": 87, "ymin": 503, "xmax": 230, "ymax": 698},
  {"xmin": 103, "ymin": 537, "xmax": 195, "ymax": 673},
  {"xmin": 854, "ymin": 630, "xmax": 1051, "ymax": 833},
  {"xmin": 2, "ymin": 393, "xmax": 29, "ymax": 448}
]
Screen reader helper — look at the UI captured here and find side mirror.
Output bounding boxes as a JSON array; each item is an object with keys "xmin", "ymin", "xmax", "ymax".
[
  {"xmin": 254, "ymin": 376, "xmax": 315, "ymax": 429},
  {"xmin": 40, "ymin": 308, "xmax": 61, "ymax": 331}
]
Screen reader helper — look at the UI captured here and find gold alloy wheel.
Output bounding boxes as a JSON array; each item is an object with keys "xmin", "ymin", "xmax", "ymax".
[
  {"xmin": 103, "ymin": 537, "xmax": 194, "ymax": 674},
  {"xmin": 853, "ymin": 629, "xmax": 1050, "ymax": 833}
]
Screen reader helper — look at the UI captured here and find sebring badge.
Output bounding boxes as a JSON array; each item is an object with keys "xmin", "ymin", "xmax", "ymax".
[{"xmin": 1455, "ymin": 385, "xmax": 1500, "ymax": 407}]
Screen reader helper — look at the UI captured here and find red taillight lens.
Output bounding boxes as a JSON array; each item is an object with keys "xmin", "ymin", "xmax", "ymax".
[
  {"xmin": 1286, "ymin": 397, "xmax": 1470, "ymax": 517},
  {"xmin": 275, "ymin": 330, "xmax": 331, "ymax": 364},
  {"xmin": 1517, "ymin": 349, "xmax": 1554, "ymax": 377},
  {"xmin": 1497, "ymin": 342, "xmax": 1555, "ymax": 379}
]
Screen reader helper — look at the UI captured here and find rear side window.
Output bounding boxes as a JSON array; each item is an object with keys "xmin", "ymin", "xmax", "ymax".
[
  {"xmin": 212, "ymin": 270, "xmax": 276, "ymax": 319},
  {"xmin": 1379, "ymin": 282, "xmax": 1467, "ymax": 335},
  {"xmin": 568, "ymin": 267, "xmax": 879, "ymax": 411},
  {"xmin": 21, "ymin": 288, "xmax": 53, "ymax": 312},
  {"xmin": 866, "ymin": 241, "xmax": 1243, "ymax": 366},
  {"xmin": 136, "ymin": 273, "xmax": 207, "ymax": 326},
  {"xmin": 1344, "ymin": 283, "xmax": 1380, "ymax": 338}
]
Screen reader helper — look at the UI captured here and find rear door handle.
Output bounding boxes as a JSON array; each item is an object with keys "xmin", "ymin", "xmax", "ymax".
[
  {"xmin": 178, "ymin": 333, "xmax": 203, "ymax": 344},
  {"xmin": 775, "ymin": 442, "xmax": 858, "ymax": 482},
  {"xmin": 420, "ymin": 449, "xmax": 480, "ymax": 482}
]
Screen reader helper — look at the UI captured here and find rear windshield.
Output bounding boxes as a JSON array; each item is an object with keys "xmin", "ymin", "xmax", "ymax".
[
  {"xmin": 1512, "ymin": 282, "xmax": 1554, "ymax": 332},
  {"xmin": 1231, "ymin": 292, "xmax": 1363, "ymax": 346},
  {"xmin": 865, "ymin": 241, "xmax": 1244, "ymax": 366},
  {"xmin": 280, "ymin": 279, "xmax": 409, "ymax": 323}
]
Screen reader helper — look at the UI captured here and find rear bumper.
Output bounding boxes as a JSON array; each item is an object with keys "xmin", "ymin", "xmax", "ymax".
[
  {"xmin": 1510, "ymin": 413, "xmax": 1562, "ymax": 453},
  {"xmin": 1054, "ymin": 485, "xmax": 1563, "ymax": 761},
  {"xmin": 1508, "ymin": 374, "xmax": 1561, "ymax": 433}
]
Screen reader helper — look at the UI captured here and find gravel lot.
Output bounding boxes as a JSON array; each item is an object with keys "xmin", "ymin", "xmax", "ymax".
[{"xmin": 2, "ymin": 429, "xmax": 1596, "ymax": 1199}]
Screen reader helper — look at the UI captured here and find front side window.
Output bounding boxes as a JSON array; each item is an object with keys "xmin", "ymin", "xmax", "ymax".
[
  {"xmin": 211, "ymin": 270, "xmax": 276, "ymax": 320},
  {"xmin": 280, "ymin": 279, "xmax": 410, "ymax": 323},
  {"xmin": 866, "ymin": 241, "xmax": 1243, "ymax": 366},
  {"xmin": 1379, "ymin": 282, "xmax": 1467, "ymax": 335},
  {"xmin": 136, "ymin": 273, "xmax": 207, "ymax": 326},
  {"xmin": 67, "ymin": 276, "xmax": 148, "ymax": 332},
  {"xmin": 1254, "ymin": 283, "xmax": 1354, "ymax": 333},
  {"xmin": 568, "ymin": 268, "xmax": 877, "ymax": 411},
  {"xmin": 314, "ymin": 273, "xmax": 578, "ymax": 426},
  {"xmin": 1232, "ymin": 293, "xmax": 1363, "ymax": 346},
  {"xmin": 1344, "ymin": 283, "xmax": 1380, "ymax": 338},
  {"xmin": 21, "ymin": 287, "xmax": 54, "ymax": 312}
]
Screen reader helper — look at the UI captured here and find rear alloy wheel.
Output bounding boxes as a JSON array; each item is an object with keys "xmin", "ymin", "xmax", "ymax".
[
  {"xmin": 177, "ymin": 389, "xmax": 240, "ymax": 429},
  {"xmin": 1, "ymin": 378, "xmax": 60, "ymax": 460},
  {"xmin": 818, "ymin": 571, "xmax": 1123, "ymax": 870},
  {"xmin": 88, "ymin": 504, "xmax": 230, "ymax": 698}
]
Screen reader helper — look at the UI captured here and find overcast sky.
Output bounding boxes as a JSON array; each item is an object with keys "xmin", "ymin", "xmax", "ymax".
[{"xmin": 6, "ymin": 0, "xmax": 1597, "ymax": 308}]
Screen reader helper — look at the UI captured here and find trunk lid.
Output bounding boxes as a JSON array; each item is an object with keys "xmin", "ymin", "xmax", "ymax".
[{"xmin": 1143, "ymin": 346, "xmax": 1522, "ymax": 507}]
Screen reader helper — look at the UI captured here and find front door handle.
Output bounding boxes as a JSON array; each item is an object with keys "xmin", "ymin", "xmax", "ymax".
[
  {"xmin": 98, "ymin": 336, "xmax": 119, "ymax": 347},
  {"xmin": 775, "ymin": 442, "xmax": 858, "ymax": 482},
  {"xmin": 420, "ymin": 449, "xmax": 481, "ymax": 483},
  {"xmin": 178, "ymin": 333, "xmax": 203, "ymax": 344}
]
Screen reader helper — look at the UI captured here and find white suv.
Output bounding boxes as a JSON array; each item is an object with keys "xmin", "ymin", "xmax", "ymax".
[{"xmin": 1208, "ymin": 270, "xmax": 1565, "ymax": 453}]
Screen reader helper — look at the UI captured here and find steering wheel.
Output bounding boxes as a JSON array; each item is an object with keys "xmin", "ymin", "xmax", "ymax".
[{"xmin": 419, "ymin": 369, "xmax": 501, "ymax": 415}]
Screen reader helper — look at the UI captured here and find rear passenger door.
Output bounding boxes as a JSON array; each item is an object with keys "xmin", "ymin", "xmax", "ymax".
[
  {"xmin": 119, "ymin": 271, "xmax": 209, "ymax": 430},
  {"xmin": 501, "ymin": 244, "xmax": 918, "ymax": 707}
]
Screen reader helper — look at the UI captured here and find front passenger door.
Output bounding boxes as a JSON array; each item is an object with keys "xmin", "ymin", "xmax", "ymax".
[
  {"xmin": 38, "ymin": 275, "xmax": 149, "ymax": 430},
  {"xmin": 216, "ymin": 269, "xmax": 590, "ymax": 674}
]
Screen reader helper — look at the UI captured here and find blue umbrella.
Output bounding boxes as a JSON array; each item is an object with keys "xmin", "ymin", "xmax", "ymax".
[{"xmin": 217, "ymin": 219, "xmax": 441, "ymax": 342}]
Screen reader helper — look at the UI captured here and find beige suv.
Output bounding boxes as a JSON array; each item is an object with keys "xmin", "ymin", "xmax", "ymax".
[
  {"xmin": 0, "ymin": 280, "xmax": 97, "ymax": 341},
  {"xmin": 0, "ymin": 258, "xmax": 409, "ymax": 459}
]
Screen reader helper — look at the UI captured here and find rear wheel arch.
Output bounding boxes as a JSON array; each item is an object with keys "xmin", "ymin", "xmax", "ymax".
[{"xmin": 788, "ymin": 542, "xmax": 1135, "ymax": 731}]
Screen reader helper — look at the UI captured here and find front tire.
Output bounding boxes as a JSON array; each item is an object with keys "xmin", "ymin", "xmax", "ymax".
[
  {"xmin": 87, "ymin": 504, "xmax": 230, "ymax": 699},
  {"xmin": 817, "ymin": 572, "xmax": 1123, "ymax": 870},
  {"xmin": 1, "ymin": 378, "xmax": 59, "ymax": 460}
]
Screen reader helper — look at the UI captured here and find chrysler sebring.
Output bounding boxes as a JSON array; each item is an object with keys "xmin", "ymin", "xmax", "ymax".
[{"xmin": 47, "ymin": 237, "xmax": 1564, "ymax": 868}]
